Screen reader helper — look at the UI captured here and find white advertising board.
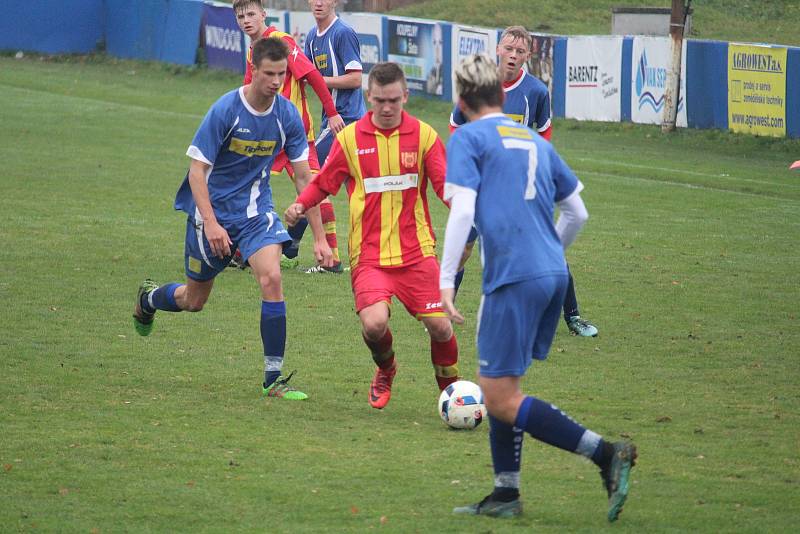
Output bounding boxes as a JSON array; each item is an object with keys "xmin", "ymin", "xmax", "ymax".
[
  {"xmin": 450, "ymin": 24, "xmax": 497, "ymax": 102},
  {"xmin": 565, "ymin": 36, "xmax": 623, "ymax": 121},
  {"xmin": 631, "ymin": 36, "xmax": 687, "ymax": 127}
]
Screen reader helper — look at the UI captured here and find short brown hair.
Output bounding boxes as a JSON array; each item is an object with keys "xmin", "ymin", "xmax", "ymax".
[
  {"xmin": 232, "ymin": 0, "xmax": 264, "ymax": 12},
  {"xmin": 252, "ymin": 37, "xmax": 289, "ymax": 69},
  {"xmin": 499, "ymin": 25, "xmax": 532, "ymax": 49},
  {"xmin": 367, "ymin": 62, "xmax": 407, "ymax": 90}
]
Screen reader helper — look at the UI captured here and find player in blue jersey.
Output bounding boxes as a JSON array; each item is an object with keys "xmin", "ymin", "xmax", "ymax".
[
  {"xmin": 305, "ymin": 0, "xmax": 367, "ymax": 164},
  {"xmin": 284, "ymin": 0, "xmax": 369, "ymax": 273},
  {"xmin": 449, "ymin": 26, "xmax": 598, "ymax": 338},
  {"xmin": 132, "ymin": 38, "xmax": 334, "ymax": 400},
  {"xmin": 440, "ymin": 54, "xmax": 636, "ymax": 522}
]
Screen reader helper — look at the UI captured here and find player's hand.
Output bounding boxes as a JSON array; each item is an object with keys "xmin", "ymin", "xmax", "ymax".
[
  {"xmin": 284, "ymin": 203, "xmax": 305, "ymax": 226},
  {"xmin": 328, "ymin": 114, "xmax": 345, "ymax": 134},
  {"xmin": 440, "ymin": 288, "xmax": 464, "ymax": 325},
  {"xmin": 204, "ymin": 220, "xmax": 232, "ymax": 258},
  {"xmin": 313, "ymin": 239, "xmax": 334, "ymax": 268}
]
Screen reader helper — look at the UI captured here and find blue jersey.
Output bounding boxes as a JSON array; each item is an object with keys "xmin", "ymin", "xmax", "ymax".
[
  {"xmin": 446, "ymin": 114, "xmax": 578, "ymax": 294},
  {"xmin": 450, "ymin": 71, "xmax": 551, "ymax": 134},
  {"xmin": 305, "ymin": 17, "xmax": 367, "ymax": 126},
  {"xmin": 175, "ymin": 88, "xmax": 308, "ymax": 224}
]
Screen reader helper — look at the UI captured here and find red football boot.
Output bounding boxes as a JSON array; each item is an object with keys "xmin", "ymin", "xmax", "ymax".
[{"xmin": 368, "ymin": 364, "xmax": 397, "ymax": 409}]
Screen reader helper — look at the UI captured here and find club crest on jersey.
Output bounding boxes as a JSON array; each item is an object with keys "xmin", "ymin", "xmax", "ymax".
[
  {"xmin": 314, "ymin": 53, "xmax": 328, "ymax": 69},
  {"xmin": 401, "ymin": 151, "xmax": 418, "ymax": 168}
]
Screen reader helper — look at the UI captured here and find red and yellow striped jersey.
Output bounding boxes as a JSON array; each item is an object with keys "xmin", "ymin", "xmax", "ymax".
[
  {"xmin": 302, "ymin": 111, "xmax": 448, "ymax": 269},
  {"xmin": 245, "ymin": 27, "xmax": 316, "ymax": 141}
]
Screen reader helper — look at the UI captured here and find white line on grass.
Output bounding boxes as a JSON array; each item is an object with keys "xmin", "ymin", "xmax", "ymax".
[
  {"xmin": 578, "ymin": 169, "xmax": 799, "ymax": 203},
  {"xmin": 0, "ymin": 83, "xmax": 205, "ymax": 120},
  {"xmin": 571, "ymin": 156, "xmax": 800, "ymax": 189}
]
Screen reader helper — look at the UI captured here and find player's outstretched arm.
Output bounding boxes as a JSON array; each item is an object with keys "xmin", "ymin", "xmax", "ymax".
[{"xmin": 292, "ymin": 160, "xmax": 334, "ymax": 267}]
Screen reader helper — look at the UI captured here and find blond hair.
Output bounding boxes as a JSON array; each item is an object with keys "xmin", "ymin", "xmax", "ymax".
[
  {"xmin": 454, "ymin": 54, "xmax": 503, "ymax": 111},
  {"xmin": 499, "ymin": 25, "xmax": 532, "ymax": 49}
]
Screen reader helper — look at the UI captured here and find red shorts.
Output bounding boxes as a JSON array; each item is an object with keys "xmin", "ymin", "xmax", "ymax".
[
  {"xmin": 271, "ymin": 140, "xmax": 320, "ymax": 178},
  {"xmin": 351, "ymin": 256, "xmax": 446, "ymax": 319}
]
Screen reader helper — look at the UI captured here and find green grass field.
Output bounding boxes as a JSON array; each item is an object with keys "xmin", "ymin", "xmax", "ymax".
[{"xmin": 1, "ymin": 55, "xmax": 799, "ymax": 532}]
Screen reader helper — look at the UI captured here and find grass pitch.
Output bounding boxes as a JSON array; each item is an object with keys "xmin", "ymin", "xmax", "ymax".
[{"xmin": 1, "ymin": 55, "xmax": 799, "ymax": 532}]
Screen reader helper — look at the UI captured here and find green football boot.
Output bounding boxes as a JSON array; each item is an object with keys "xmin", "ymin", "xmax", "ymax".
[
  {"xmin": 133, "ymin": 279, "xmax": 159, "ymax": 336},
  {"xmin": 453, "ymin": 493, "xmax": 522, "ymax": 518},
  {"xmin": 567, "ymin": 315, "xmax": 599, "ymax": 337},
  {"xmin": 601, "ymin": 441, "xmax": 638, "ymax": 522},
  {"xmin": 262, "ymin": 371, "xmax": 308, "ymax": 400}
]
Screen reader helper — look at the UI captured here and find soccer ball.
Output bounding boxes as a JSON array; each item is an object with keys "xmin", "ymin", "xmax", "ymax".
[{"xmin": 438, "ymin": 380, "xmax": 486, "ymax": 429}]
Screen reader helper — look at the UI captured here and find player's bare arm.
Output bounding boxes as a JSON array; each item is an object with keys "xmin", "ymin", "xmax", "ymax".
[
  {"xmin": 323, "ymin": 70, "xmax": 362, "ymax": 90},
  {"xmin": 187, "ymin": 159, "xmax": 232, "ymax": 258}
]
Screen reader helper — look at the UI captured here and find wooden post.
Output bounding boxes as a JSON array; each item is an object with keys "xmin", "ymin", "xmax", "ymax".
[{"xmin": 661, "ymin": 0, "xmax": 687, "ymax": 132}]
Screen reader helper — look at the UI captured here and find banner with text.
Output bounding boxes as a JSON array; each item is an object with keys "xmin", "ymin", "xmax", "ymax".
[
  {"xmin": 202, "ymin": 2, "xmax": 245, "ymax": 74},
  {"xmin": 728, "ymin": 43, "xmax": 787, "ymax": 137},
  {"xmin": 631, "ymin": 36, "xmax": 687, "ymax": 127},
  {"xmin": 450, "ymin": 24, "xmax": 497, "ymax": 102},
  {"xmin": 565, "ymin": 36, "xmax": 622, "ymax": 122},
  {"xmin": 340, "ymin": 13, "xmax": 385, "ymax": 89},
  {"xmin": 387, "ymin": 18, "xmax": 446, "ymax": 97}
]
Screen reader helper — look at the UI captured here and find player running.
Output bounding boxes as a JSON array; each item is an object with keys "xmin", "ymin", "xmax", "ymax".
[
  {"xmin": 132, "ymin": 38, "xmax": 327, "ymax": 400},
  {"xmin": 440, "ymin": 54, "xmax": 636, "ymax": 522},
  {"xmin": 450, "ymin": 26, "xmax": 598, "ymax": 338},
  {"xmin": 285, "ymin": 62, "xmax": 460, "ymax": 410}
]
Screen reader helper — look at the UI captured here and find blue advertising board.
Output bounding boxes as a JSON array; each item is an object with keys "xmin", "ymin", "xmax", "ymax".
[{"xmin": 203, "ymin": 3, "xmax": 246, "ymax": 74}]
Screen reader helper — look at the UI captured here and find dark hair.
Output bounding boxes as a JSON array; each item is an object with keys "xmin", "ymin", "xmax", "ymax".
[
  {"xmin": 367, "ymin": 62, "xmax": 407, "ymax": 90},
  {"xmin": 455, "ymin": 54, "xmax": 504, "ymax": 112},
  {"xmin": 232, "ymin": 0, "xmax": 264, "ymax": 12},
  {"xmin": 252, "ymin": 37, "xmax": 289, "ymax": 69}
]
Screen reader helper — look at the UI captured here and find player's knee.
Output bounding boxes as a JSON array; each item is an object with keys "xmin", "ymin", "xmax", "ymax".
[
  {"xmin": 426, "ymin": 318, "xmax": 453, "ymax": 341},
  {"xmin": 361, "ymin": 317, "xmax": 388, "ymax": 341},
  {"xmin": 255, "ymin": 270, "xmax": 281, "ymax": 294},
  {"xmin": 484, "ymin": 392, "xmax": 524, "ymax": 425}
]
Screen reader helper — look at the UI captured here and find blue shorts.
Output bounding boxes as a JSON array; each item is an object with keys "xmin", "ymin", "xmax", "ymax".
[
  {"xmin": 476, "ymin": 274, "xmax": 568, "ymax": 377},
  {"xmin": 315, "ymin": 127, "xmax": 335, "ymax": 166},
  {"xmin": 184, "ymin": 212, "xmax": 290, "ymax": 281}
]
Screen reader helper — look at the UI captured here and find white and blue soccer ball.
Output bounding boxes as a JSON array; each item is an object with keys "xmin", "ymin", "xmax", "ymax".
[{"xmin": 438, "ymin": 380, "xmax": 486, "ymax": 429}]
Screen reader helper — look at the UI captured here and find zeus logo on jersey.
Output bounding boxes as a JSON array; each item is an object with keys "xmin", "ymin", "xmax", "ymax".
[
  {"xmin": 229, "ymin": 138, "xmax": 277, "ymax": 157},
  {"xmin": 357, "ymin": 147, "xmax": 376, "ymax": 156},
  {"xmin": 425, "ymin": 301, "xmax": 442, "ymax": 310}
]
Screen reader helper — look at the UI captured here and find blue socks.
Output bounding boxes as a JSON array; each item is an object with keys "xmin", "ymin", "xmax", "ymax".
[
  {"xmin": 563, "ymin": 267, "xmax": 579, "ymax": 319},
  {"xmin": 489, "ymin": 414, "xmax": 524, "ymax": 493},
  {"xmin": 261, "ymin": 301, "xmax": 287, "ymax": 388},
  {"xmin": 142, "ymin": 283, "xmax": 182, "ymax": 313},
  {"xmin": 283, "ymin": 220, "xmax": 308, "ymax": 259},
  {"xmin": 453, "ymin": 268, "xmax": 465, "ymax": 299},
  {"xmin": 515, "ymin": 396, "xmax": 605, "ymax": 464}
]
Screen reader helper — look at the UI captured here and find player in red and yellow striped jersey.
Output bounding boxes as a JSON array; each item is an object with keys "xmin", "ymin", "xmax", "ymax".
[
  {"xmin": 286, "ymin": 63, "xmax": 460, "ymax": 410},
  {"xmin": 234, "ymin": 0, "xmax": 344, "ymax": 271}
]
